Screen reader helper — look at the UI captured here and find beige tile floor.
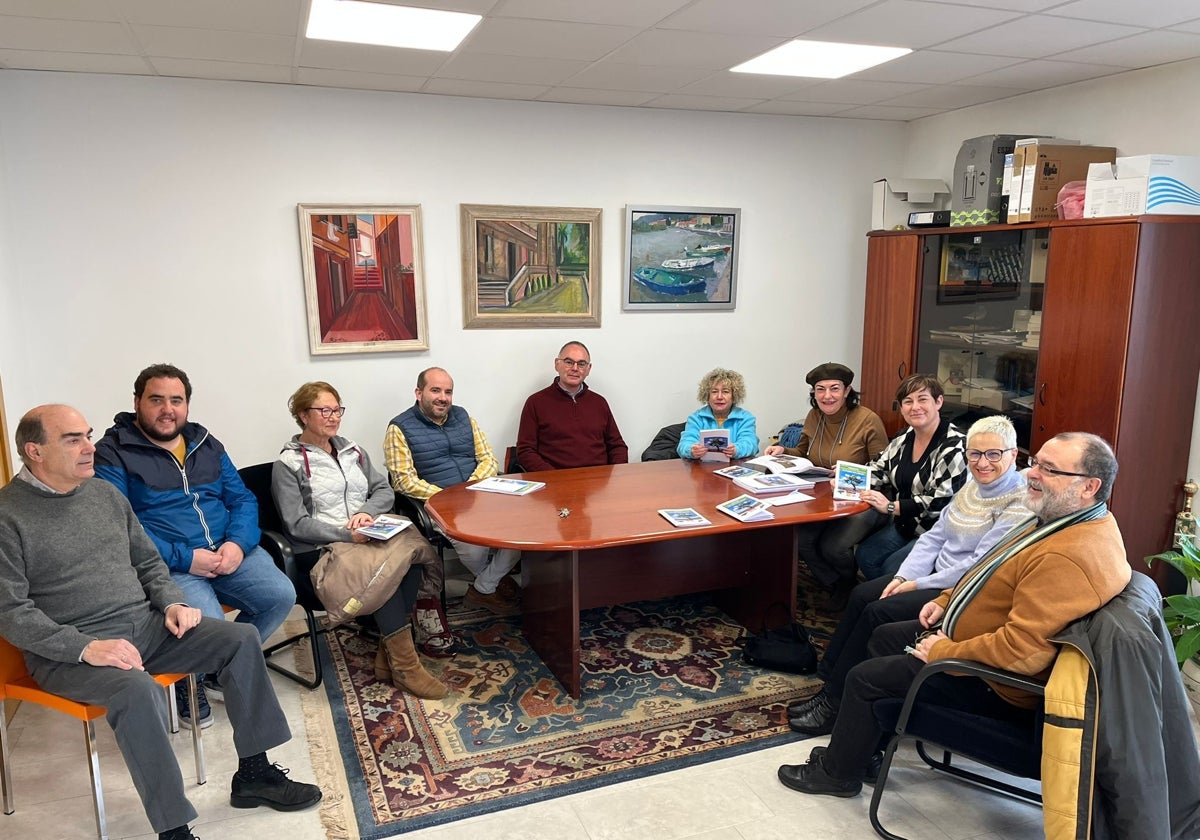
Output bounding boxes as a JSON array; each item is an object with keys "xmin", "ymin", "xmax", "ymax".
[{"xmin": 4, "ymin": 611, "xmax": 1196, "ymax": 840}]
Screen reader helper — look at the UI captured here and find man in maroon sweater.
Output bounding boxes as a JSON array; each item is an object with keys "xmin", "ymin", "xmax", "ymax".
[{"xmin": 516, "ymin": 341, "xmax": 628, "ymax": 471}]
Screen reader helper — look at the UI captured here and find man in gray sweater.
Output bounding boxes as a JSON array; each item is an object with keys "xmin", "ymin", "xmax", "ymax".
[{"xmin": 0, "ymin": 405, "xmax": 321, "ymax": 840}]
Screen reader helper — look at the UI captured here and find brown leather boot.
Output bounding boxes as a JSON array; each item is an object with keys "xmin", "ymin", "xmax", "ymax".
[
  {"xmin": 382, "ymin": 627, "xmax": 449, "ymax": 700},
  {"xmin": 373, "ymin": 643, "xmax": 391, "ymax": 682}
]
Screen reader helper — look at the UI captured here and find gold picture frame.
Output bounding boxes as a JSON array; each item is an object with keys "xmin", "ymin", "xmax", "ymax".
[
  {"xmin": 297, "ymin": 204, "xmax": 429, "ymax": 354},
  {"xmin": 460, "ymin": 203, "xmax": 601, "ymax": 329}
]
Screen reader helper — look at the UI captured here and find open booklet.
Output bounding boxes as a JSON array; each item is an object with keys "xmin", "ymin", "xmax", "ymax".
[
  {"xmin": 658, "ymin": 507, "xmax": 713, "ymax": 528},
  {"xmin": 733, "ymin": 472, "xmax": 814, "ymax": 494},
  {"xmin": 354, "ymin": 513, "xmax": 413, "ymax": 540},
  {"xmin": 467, "ymin": 476, "xmax": 546, "ymax": 495},
  {"xmin": 744, "ymin": 454, "xmax": 834, "ymax": 478},
  {"xmin": 698, "ymin": 428, "xmax": 731, "ymax": 463},
  {"xmin": 716, "ymin": 494, "xmax": 775, "ymax": 522},
  {"xmin": 712, "ymin": 464, "xmax": 761, "ymax": 479},
  {"xmin": 833, "ymin": 460, "xmax": 872, "ymax": 501}
]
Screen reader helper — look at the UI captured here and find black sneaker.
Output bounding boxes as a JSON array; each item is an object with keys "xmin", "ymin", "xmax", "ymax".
[
  {"xmin": 199, "ymin": 674, "xmax": 223, "ymax": 702},
  {"xmin": 159, "ymin": 826, "xmax": 198, "ymax": 840},
  {"xmin": 174, "ymin": 680, "xmax": 213, "ymax": 730},
  {"xmin": 230, "ymin": 763, "xmax": 323, "ymax": 812}
]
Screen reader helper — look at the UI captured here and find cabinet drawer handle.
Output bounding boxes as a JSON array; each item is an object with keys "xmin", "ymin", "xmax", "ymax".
[
  {"xmin": 897, "ymin": 361, "xmax": 906, "ymax": 380},
  {"xmin": 1038, "ymin": 383, "xmax": 1047, "ymax": 406}
]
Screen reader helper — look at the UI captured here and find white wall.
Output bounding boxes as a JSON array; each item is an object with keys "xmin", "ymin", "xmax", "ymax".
[
  {"xmin": 0, "ymin": 71, "xmax": 906, "ymax": 469},
  {"xmin": 901, "ymin": 56, "xmax": 1200, "ymax": 489}
]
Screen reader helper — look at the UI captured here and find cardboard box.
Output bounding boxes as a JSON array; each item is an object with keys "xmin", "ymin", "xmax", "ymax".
[
  {"xmin": 1008, "ymin": 137, "xmax": 1078, "ymax": 223},
  {"xmin": 1017, "ymin": 144, "xmax": 1115, "ymax": 222},
  {"xmin": 871, "ymin": 178, "xmax": 949, "ymax": 230},
  {"xmin": 1083, "ymin": 155, "xmax": 1200, "ymax": 218},
  {"xmin": 967, "ymin": 388, "xmax": 1010, "ymax": 412}
]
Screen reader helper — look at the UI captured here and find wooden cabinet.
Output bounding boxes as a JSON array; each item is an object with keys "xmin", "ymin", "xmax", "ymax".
[{"xmin": 860, "ymin": 216, "xmax": 1200, "ymax": 587}]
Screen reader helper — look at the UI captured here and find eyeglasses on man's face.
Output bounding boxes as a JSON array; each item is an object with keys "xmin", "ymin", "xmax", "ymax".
[
  {"xmin": 1027, "ymin": 454, "xmax": 1090, "ymax": 479},
  {"xmin": 557, "ymin": 357, "xmax": 591, "ymax": 369},
  {"xmin": 309, "ymin": 406, "xmax": 347, "ymax": 419},
  {"xmin": 966, "ymin": 448, "xmax": 1014, "ymax": 463}
]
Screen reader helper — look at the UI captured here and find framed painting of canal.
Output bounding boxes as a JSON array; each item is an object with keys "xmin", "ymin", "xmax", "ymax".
[
  {"xmin": 297, "ymin": 204, "xmax": 429, "ymax": 355},
  {"xmin": 623, "ymin": 205, "xmax": 740, "ymax": 311},
  {"xmin": 460, "ymin": 204, "xmax": 602, "ymax": 329}
]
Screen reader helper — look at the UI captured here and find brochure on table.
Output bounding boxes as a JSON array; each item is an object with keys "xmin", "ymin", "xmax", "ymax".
[
  {"xmin": 716, "ymin": 494, "xmax": 775, "ymax": 522},
  {"xmin": 744, "ymin": 454, "xmax": 833, "ymax": 478},
  {"xmin": 467, "ymin": 476, "xmax": 546, "ymax": 495},
  {"xmin": 658, "ymin": 508, "xmax": 713, "ymax": 528},
  {"xmin": 733, "ymin": 472, "xmax": 814, "ymax": 495}
]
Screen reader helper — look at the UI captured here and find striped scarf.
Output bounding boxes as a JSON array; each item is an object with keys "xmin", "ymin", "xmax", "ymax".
[{"xmin": 940, "ymin": 501, "xmax": 1109, "ymax": 638}]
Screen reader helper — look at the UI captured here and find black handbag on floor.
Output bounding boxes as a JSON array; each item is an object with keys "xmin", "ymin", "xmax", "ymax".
[{"xmin": 741, "ymin": 604, "xmax": 818, "ymax": 674}]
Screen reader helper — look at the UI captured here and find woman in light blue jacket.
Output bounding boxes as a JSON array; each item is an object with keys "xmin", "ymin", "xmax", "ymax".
[{"xmin": 677, "ymin": 368, "xmax": 759, "ymax": 460}]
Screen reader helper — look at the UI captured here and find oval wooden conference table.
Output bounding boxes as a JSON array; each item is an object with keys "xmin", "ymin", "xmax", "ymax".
[{"xmin": 426, "ymin": 459, "xmax": 867, "ymax": 697}]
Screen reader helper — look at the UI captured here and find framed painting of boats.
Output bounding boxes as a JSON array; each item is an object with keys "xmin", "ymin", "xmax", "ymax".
[
  {"xmin": 623, "ymin": 204, "xmax": 740, "ymax": 311},
  {"xmin": 297, "ymin": 204, "xmax": 429, "ymax": 355},
  {"xmin": 461, "ymin": 204, "xmax": 602, "ymax": 329}
]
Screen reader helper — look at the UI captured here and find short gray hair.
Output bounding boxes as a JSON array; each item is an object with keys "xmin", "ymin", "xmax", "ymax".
[
  {"xmin": 966, "ymin": 415, "xmax": 1017, "ymax": 450},
  {"xmin": 1054, "ymin": 432, "xmax": 1118, "ymax": 502}
]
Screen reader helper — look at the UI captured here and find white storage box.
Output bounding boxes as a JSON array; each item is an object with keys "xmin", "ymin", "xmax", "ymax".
[
  {"xmin": 871, "ymin": 178, "xmax": 949, "ymax": 230},
  {"xmin": 1084, "ymin": 155, "xmax": 1200, "ymax": 217}
]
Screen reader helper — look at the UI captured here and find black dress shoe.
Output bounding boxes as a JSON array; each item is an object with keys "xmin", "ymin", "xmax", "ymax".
[
  {"xmin": 230, "ymin": 764, "xmax": 323, "ymax": 812},
  {"xmin": 777, "ymin": 757, "xmax": 862, "ymax": 798},
  {"xmin": 809, "ymin": 746, "xmax": 884, "ymax": 785},
  {"xmin": 788, "ymin": 691, "xmax": 839, "ymax": 735},
  {"xmin": 786, "ymin": 689, "xmax": 828, "ymax": 718}
]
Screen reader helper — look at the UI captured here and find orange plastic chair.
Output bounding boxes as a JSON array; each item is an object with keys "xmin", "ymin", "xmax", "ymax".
[{"xmin": 0, "ymin": 636, "xmax": 207, "ymax": 840}]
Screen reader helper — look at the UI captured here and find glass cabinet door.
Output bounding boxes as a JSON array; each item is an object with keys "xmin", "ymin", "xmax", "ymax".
[{"xmin": 914, "ymin": 227, "xmax": 1048, "ymax": 454}]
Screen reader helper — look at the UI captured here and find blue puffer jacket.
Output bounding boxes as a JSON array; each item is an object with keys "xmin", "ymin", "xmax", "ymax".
[{"xmin": 93, "ymin": 412, "xmax": 260, "ymax": 573}]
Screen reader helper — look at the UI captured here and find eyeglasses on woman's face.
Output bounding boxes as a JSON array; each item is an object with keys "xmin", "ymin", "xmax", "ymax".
[
  {"xmin": 966, "ymin": 448, "xmax": 1014, "ymax": 463},
  {"xmin": 308, "ymin": 406, "xmax": 346, "ymax": 419}
]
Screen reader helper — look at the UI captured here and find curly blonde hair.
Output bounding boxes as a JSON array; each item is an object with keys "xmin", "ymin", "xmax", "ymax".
[{"xmin": 696, "ymin": 368, "xmax": 746, "ymax": 406}]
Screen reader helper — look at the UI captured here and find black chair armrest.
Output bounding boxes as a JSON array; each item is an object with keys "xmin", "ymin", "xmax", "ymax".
[
  {"xmin": 258, "ymin": 528, "xmax": 297, "ymax": 577},
  {"xmin": 393, "ymin": 494, "xmax": 437, "ymax": 539},
  {"xmin": 895, "ymin": 658, "xmax": 1046, "ymax": 736}
]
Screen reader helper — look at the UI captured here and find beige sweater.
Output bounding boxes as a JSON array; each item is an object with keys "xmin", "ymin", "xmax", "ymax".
[{"xmin": 783, "ymin": 404, "xmax": 888, "ymax": 468}]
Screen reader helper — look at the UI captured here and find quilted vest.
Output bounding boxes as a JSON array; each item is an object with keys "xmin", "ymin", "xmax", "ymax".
[{"xmin": 391, "ymin": 404, "xmax": 477, "ymax": 489}]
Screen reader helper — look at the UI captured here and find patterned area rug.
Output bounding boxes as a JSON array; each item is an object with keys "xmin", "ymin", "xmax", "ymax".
[{"xmin": 301, "ymin": 594, "xmax": 834, "ymax": 839}]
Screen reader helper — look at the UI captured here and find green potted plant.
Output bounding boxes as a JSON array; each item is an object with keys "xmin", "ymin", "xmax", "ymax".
[{"xmin": 1146, "ymin": 534, "xmax": 1200, "ymax": 716}]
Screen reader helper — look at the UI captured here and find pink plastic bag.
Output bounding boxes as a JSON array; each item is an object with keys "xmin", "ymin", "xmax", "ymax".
[{"xmin": 1057, "ymin": 180, "xmax": 1087, "ymax": 219}]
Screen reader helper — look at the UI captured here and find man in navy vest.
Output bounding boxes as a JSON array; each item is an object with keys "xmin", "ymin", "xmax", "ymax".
[{"xmin": 384, "ymin": 367, "xmax": 520, "ymax": 614}]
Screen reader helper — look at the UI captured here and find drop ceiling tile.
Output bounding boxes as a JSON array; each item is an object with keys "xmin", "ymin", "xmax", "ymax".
[
  {"xmin": 0, "ymin": 1, "xmax": 121, "ymax": 21},
  {"xmin": 109, "ymin": 0, "xmax": 302, "ymax": 36},
  {"xmin": 132, "ymin": 25, "xmax": 295, "ymax": 65},
  {"xmin": 641, "ymin": 92, "xmax": 766, "ymax": 111},
  {"xmin": 802, "ymin": 0, "xmax": 1022, "ymax": 50},
  {"xmin": 436, "ymin": 52, "xmax": 590, "ymax": 85},
  {"xmin": 1047, "ymin": 0, "xmax": 1199, "ymax": 28},
  {"xmin": 296, "ymin": 67, "xmax": 428, "ymax": 92},
  {"xmin": 398, "ymin": 0, "xmax": 500, "ymax": 14},
  {"xmin": 0, "ymin": 48, "xmax": 151, "ymax": 74},
  {"xmin": 564, "ymin": 61, "xmax": 711, "ymax": 92},
  {"xmin": 0, "ymin": 15, "xmax": 137, "ymax": 52},
  {"xmin": 960, "ymin": 58, "xmax": 1122, "ymax": 88},
  {"xmin": 936, "ymin": 15, "xmax": 1145, "ymax": 58},
  {"xmin": 1170, "ymin": 19, "xmax": 1200, "ymax": 35},
  {"xmin": 149, "ymin": 57, "xmax": 293, "ymax": 83},
  {"xmin": 742, "ymin": 99, "xmax": 856, "ymax": 116},
  {"xmin": 493, "ymin": 0, "xmax": 690, "ymax": 28},
  {"xmin": 782, "ymin": 78, "xmax": 933, "ymax": 104},
  {"xmin": 1053, "ymin": 30, "xmax": 1200, "ymax": 67},
  {"xmin": 835, "ymin": 102, "xmax": 942, "ymax": 120},
  {"xmin": 458, "ymin": 18, "xmax": 639, "ymax": 61},
  {"xmin": 536, "ymin": 86, "xmax": 658, "ymax": 106},
  {"xmin": 852, "ymin": 50, "xmax": 1022, "ymax": 84},
  {"xmin": 884, "ymin": 83, "xmax": 1026, "ymax": 108},
  {"xmin": 657, "ymin": 0, "xmax": 878, "ymax": 37},
  {"xmin": 299, "ymin": 40, "xmax": 448, "ymax": 76},
  {"xmin": 423, "ymin": 77, "xmax": 551, "ymax": 100},
  {"xmin": 676, "ymin": 70, "xmax": 820, "ymax": 99},
  {"xmin": 604, "ymin": 29, "xmax": 784, "ymax": 70}
]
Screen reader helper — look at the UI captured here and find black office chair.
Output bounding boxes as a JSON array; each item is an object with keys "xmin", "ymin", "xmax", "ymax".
[
  {"xmin": 237, "ymin": 462, "xmax": 325, "ymax": 690},
  {"xmin": 391, "ymin": 488, "xmax": 450, "ymax": 614},
  {"xmin": 868, "ymin": 658, "xmax": 1044, "ymax": 840}
]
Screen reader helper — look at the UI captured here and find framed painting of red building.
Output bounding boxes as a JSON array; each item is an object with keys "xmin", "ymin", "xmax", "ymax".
[
  {"xmin": 297, "ymin": 204, "xmax": 429, "ymax": 354},
  {"xmin": 460, "ymin": 204, "xmax": 602, "ymax": 329}
]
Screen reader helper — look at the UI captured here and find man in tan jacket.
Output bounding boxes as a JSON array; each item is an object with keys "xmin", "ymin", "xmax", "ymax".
[{"xmin": 777, "ymin": 431, "xmax": 1130, "ymax": 799}]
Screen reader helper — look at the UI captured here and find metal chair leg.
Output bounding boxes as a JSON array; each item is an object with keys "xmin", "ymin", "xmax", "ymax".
[
  {"xmin": 186, "ymin": 675, "xmax": 206, "ymax": 785},
  {"xmin": 83, "ymin": 719, "xmax": 107, "ymax": 840},
  {"xmin": 0, "ymin": 701, "xmax": 13, "ymax": 816}
]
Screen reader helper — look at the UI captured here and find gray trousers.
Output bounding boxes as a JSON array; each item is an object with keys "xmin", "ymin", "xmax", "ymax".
[{"xmin": 27, "ymin": 612, "xmax": 292, "ymax": 833}]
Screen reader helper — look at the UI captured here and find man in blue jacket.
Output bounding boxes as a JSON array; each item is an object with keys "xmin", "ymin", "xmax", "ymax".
[{"xmin": 95, "ymin": 363, "xmax": 295, "ymax": 728}]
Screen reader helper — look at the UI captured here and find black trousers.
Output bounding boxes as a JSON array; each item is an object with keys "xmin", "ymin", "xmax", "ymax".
[
  {"xmin": 822, "ymin": 620, "xmax": 1019, "ymax": 781},
  {"xmin": 817, "ymin": 576, "xmax": 941, "ymax": 701}
]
